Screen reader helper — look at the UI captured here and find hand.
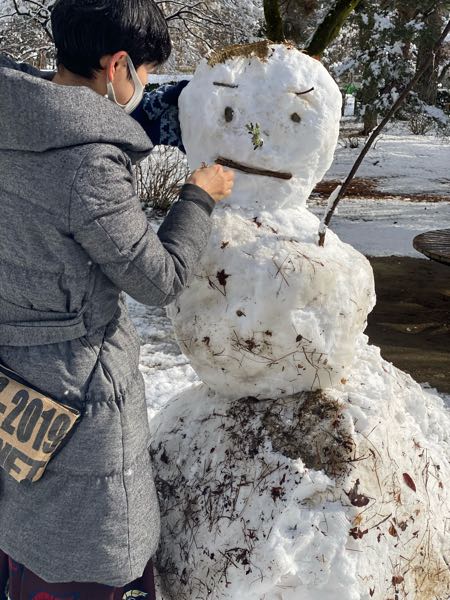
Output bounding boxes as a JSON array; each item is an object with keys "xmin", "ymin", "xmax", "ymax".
[{"xmin": 186, "ymin": 164, "xmax": 235, "ymax": 203}]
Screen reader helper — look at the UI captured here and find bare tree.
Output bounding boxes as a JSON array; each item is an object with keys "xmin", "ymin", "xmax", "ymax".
[
  {"xmin": 0, "ymin": 3, "xmax": 54, "ymax": 65},
  {"xmin": 8, "ymin": 0, "xmax": 54, "ymax": 40},
  {"xmin": 136, "ymin": 146, "xmax": 190, "ymax": 214},
  {"xmin": 158, "ymin": 0, "xmax": 223, "ymax": 64},
  {"xmin": 2, "ymin": 0, "xmax": 263, "ymax": 70},
  {"xmin": 161, "ymin": 0, "xmax": 263, "ymax": 68}
]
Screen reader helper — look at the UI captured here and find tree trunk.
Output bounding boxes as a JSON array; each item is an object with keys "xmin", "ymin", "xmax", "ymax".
[
  {"xmin": 362, "ymin": 106, "xmax": 378, "ymax": 135},
  {"xmin": 415, "ymin": 7, "xmax": 444, "ymax": 105},
  {"xmin": 263, "ymin": 0, "xmax": 285, "ymax": 43},
  {"xmin": 357, "ymin": 4, "xmax": 379, "ymax": 134},
  {"xmin": 306, "ymin": 0, "xmax": 363, "ymax": 57},
  {"xmin": 281, "ymin": 0, "xmax": 320, "ymax": 47}
]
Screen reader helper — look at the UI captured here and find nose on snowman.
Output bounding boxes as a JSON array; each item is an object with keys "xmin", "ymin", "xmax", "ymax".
[{"xmin": 245, "ymin": 122, "xmax": 264, "ymax": 150}]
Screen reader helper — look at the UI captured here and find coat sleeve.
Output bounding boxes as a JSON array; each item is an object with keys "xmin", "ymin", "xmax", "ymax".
[{"xmin": 69, "ymin": 145, "xmax": 215, "ymax": 307}]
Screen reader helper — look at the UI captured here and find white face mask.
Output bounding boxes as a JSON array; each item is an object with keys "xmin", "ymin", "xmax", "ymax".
[{"xmin": 105, "ymin": 54, "xmax": 145, "ymax": 114}]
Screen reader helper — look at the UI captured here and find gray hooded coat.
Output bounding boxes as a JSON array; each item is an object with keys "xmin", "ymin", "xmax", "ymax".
[{"xmin": 0, "ymin": 56, "xmax": 215, "ymax": 586}]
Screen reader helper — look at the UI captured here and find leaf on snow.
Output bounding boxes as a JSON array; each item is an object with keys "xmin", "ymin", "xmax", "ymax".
[
  {"xmin": 403, "ymin": 472, "xmax": 416, "ymax": 492},
  {"xmin": 217, "ymin": 269, "xmax": 230, "ymax": 287},
  {"xmin": 388, "ymin": 524, "xmax": 398, "ymax": 537},
  {"xmin": 345, "ymin": 479, "xmax": 370, "ymax": 507},
  {"xmin": 349, "ymin": 526, "xmax": 368, "ymax": 540}
]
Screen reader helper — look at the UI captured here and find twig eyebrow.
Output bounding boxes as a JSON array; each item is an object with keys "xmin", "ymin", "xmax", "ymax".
[
  {"xmin": 213, "ymin": 82, "xmax": 239, "ymax": 88},
  {"xmin": 295, "ymin": 87, "xmax": 315, "ymax": 95}
]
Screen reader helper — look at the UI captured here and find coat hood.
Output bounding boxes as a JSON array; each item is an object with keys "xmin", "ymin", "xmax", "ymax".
[{"xmin": 0, "ymin": 56, "xmax": 152, "ymax": 160}]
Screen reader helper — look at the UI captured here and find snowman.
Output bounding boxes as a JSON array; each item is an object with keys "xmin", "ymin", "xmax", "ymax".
[
  {"xmin": 166, "ymin": 41, "xmax": 375, "ymax": 399},
  {"xmin": 150, "ymin": 42, "xmax": 450, "ymax": 600}
]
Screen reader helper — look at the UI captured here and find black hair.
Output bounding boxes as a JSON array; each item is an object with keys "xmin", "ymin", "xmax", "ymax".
[{"xmin": 51, "ymin": 0, "xmax": 172, "ymax": 79}]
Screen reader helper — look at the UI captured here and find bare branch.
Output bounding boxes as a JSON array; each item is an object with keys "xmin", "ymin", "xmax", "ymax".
[{"xmin": 166, "ymin": 8, "xmax": 221, "ymax": 27}]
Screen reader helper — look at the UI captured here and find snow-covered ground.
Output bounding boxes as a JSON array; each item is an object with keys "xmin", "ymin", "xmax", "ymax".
[
  {"xmin": 327, "ymin": 122, "xmax": 450, "ymax": 198},
  {"xmin": 309, "ymin": 197, "xmax": 450, "ymax": 257},
  {"xmin": 309, "ymin": 122, "xmax": 450, "ymax": 256},
  {"xmin": 129, "ymin": 299, "xmax": 199, "ymax": 422}
]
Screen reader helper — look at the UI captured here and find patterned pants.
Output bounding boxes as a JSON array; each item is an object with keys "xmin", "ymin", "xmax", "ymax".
[{"xmin": 0, "ymin": 550, "xmax": 156, "ymax": 600}]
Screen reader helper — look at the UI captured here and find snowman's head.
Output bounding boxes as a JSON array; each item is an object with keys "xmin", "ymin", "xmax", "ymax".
[{"xmin": 179, "ymin": 42, "xmax": 342, "ymax": 210}]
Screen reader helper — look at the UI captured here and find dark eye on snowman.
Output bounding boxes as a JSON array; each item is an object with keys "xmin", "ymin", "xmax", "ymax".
[
  {"xmin": 224, "ymin": 107, "xmax": 234, "ymax": 122},
  {"xmin": 291, "ymin": 113, "xmax": 301, "ymax": 123}
]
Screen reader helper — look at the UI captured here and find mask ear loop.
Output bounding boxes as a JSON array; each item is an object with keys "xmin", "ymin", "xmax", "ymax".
[
  {"xmin": 123, "ymin": 54, "xmax": 146, "ymax": 113},
  {"xmin": 105, "ymin": 60, "xmax": 122, "ymax": 105},
  {"xmin": 106, "ymin": 80, "xmax": 120, "ymax": 104},
  {"xmin": 105, "ymin": 54, "xmax": 145, "ymax": 113}
]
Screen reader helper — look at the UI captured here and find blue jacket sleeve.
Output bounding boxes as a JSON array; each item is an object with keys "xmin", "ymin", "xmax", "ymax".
[{"xmin": 130, "ymin": 81, "xmax": 189, "ymax": 153}]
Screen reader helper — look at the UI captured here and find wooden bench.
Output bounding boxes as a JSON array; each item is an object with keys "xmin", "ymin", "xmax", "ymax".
[{"xmin": 413, "ymin": 229, "xmax": 450, "ymax": 266}]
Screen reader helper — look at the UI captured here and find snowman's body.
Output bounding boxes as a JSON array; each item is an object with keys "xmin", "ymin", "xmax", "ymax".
[
  {"xmin": 168, "ymin": 205, "xmax": 374, "ymax": 398},
  {"xmin": 151, "ymin": 43, "xmax": 450, "ymax": 599}
]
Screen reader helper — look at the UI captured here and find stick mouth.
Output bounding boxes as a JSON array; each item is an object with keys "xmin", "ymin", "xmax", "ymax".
[{"xmin": 215, "ymin": 156, "xmax": 293, "ymax": 180}]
